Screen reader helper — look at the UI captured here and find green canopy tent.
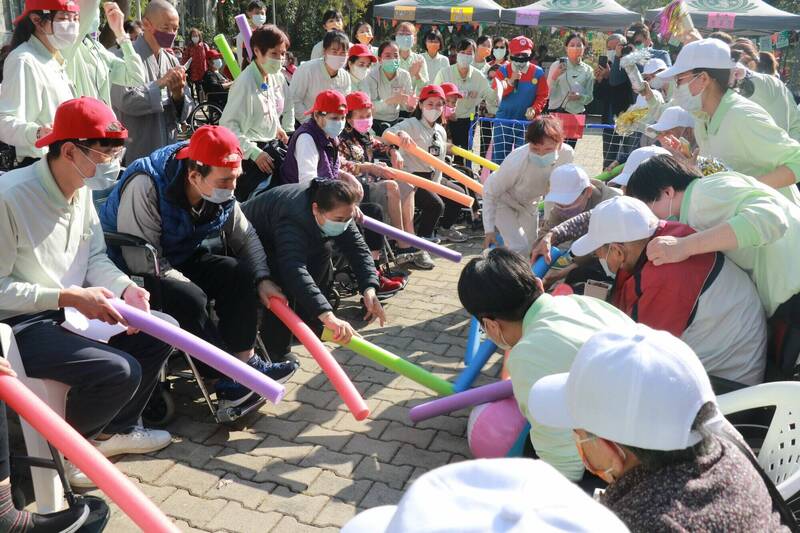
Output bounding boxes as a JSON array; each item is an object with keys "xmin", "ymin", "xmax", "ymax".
[
  {"xmin": 373, "ymin": 0, "xmax": 504, "ymax": 24},
  {"xmin": 500, "ymin": 0, "xmax": 641, "ymax": 31},
  {"xmin": 646, "ymin": 0, "xmax": 800, "ymax": 35}
]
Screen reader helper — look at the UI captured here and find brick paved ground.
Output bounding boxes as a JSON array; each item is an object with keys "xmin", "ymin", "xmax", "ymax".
[{"xmin": 87, "ymin": 135, "xmax": 604, "ymax": 531}]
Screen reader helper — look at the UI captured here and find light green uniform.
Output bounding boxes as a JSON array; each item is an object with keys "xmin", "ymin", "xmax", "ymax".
[
  {"xmin": 398, "ymin": 51, "xmax": 428, "ymax": 94},
  {"xmin": 547, "ymin": 61, "xmax": 594, "ymax": 114},
  {"xmin": 680, "ymin": 171, "xmax": 800, "ymax": 317},
  {"xmin": 0, "ymin": 160, "xmax": 133, "ymax": 322},
  {"xmin": 220, "ymin": 62, "xmax": 291, "ymax": 162},
  {"xmin": 744, "ymin": 70, "xmax": 800, "ymax": 142},
  {"xmin": 360, "ymin": 65, "xmax": 414, "ymax": 123},
  {"xmin": 694, "ymin": 89, "xmax": 800, "ymax": 205},
  {"xmin": 0, "ymin": 36, "xmax": 76, "ymax": 160},
  {"xmin": 423, "ymin": 52, "xmax": 449, "ymax": 84},
  {"xmin": 63, "ymin": 0, "xmax": 145, "ymax": 105},
  {"xmin": 434, "ymin": 64, "xmax": 498, "ymax": 119},
  {"xmin": 509, "ymin": 294, "xmax": 635, "ymax": 481}
]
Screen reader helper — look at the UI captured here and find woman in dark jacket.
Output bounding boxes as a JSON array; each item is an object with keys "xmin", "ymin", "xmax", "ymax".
[{"xmin": 242, "ymin": 179, "xmax": 385, "ymax": 359}]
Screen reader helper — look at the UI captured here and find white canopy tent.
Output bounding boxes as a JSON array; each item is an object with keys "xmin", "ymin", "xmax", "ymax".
[
  {"xmin": 646, "ymin": 0, "xmax": 800, "ymax": 35},
  {"xmin": 500, "ymin": 0, "xmax": 641, "ymax": 30}
]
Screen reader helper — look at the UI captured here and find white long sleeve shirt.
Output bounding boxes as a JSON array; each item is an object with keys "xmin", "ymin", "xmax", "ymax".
[
  {"xmin": 288, "ymin": 58, "xmax": 351, "ymax": 122},
  {"xmin": 0, "ymin": 160, "xmax": 133, "ymax": 321},
  {"xmin": 386, "ymin": 117, "xmax": 448, "ymax": 183},
  {"xmin": 0, "ymin": 36, "xmax": 76, "ymax": 160},
  {"xmin": 482, "ymin": 143, "xmax": 574, "ymax": 233},
  {"xmin": 360, "ymin": 65, "xmax": 414, "ymax": 123},
  {"xmin": 220, "ymin": 62, "xmax": 285, "ymax": 161}
]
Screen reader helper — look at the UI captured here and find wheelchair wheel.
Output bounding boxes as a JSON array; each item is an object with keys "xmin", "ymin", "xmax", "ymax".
[
  {"xmin": 188, "ymin": 102, "xmax": 223, "ymax": 132},
  {"xmin": 141, "ymin": 383, "xmax": 176, "ymax": 428}
]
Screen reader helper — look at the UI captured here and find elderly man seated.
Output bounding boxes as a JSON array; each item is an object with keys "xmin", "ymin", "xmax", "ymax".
[{"xmin": 570, "ymin": 196, "xmax": 767, "ymax": 386}]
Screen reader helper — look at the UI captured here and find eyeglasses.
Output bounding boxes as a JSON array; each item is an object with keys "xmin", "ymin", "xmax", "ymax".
[
  {"xmin": 573, "ymin": 431, "xmax": 626, "ymax": 478},
  {"xmin": 78, "ymin": 144, "xmax": 126, "ymax": 164}
]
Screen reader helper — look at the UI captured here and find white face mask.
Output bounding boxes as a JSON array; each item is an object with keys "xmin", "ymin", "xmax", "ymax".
[
  {"xmin": 350, "ymin": 65, "xmax": 369, "ymax": 81},
  {"xmin": 650, "ymin": 77, "xmax": 667, "ymax": 90},
  {"xmin": 212, "ymin": 59, "xmax": 223, "ymax": 70},
  {"xmin": 493, "ymin": 47, "xmax": 506, "ymax": 60},
  {"xmin": 606, "ymin": 49, "xmax": 616, "ymax": 63},
  {"xmin": 325, "ymin": 53, "xmax": 348, "ymax": 71},
  {"xmin": 191, "ymin": 36, "xmax": 199, "ymax": 44},
  {"xmin": 673, "ymin": 75, "xmax": 704, "ymax": 114},
  {"xmin": 483, "ymin": 320, "xmax": 513, "ymax": 351},
  {"xmin": 252, "ymin": 14, "xmax": 267, "ymax": 26},
  {"xmin": 194, "ymin": 177, "xmax": 234, "ymax": 204},
  {"xmin": 422, "ymin": 107, "xmax": 442, "ymax": 123},
  {"xmin": 456, "ymin": 53, "xmax": 474, "ymax": 68},
  {"xmin": 599, "ymin": 246, "xmax": 617, "ymax": 280},
  {"xmin": 512, "ymin": 61, "xmax": 529, "ymax": 74},
  {"xmin": 48, "ymin": 20, "xmax": 80, "ymax": 50}
]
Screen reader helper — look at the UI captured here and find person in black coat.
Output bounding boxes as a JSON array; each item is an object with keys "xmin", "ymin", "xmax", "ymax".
[{"xmin": 242, "ymin": 179, "xmax": 385, "ymax": 358}]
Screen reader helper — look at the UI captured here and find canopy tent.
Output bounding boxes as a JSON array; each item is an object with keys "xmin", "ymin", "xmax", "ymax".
[
  {"xmin": 646, "ymin": 0, "xmax": 800, "ymax": 34},
  {"xmin": 500, "ymin": 0, "xmax": 641, "ymax": 30},
  {"xmin": 373, "ymin": 0, "xmax": 504, "ymax": 24}
]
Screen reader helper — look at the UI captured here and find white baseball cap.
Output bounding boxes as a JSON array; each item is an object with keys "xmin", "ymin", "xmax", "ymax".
[
  {"xmin": 570, "ymin": 196, "xmax": 659, "ymax": 257},
  {"xmin": 609, "ymin": 145, "xmax": 671, "ymax": 186},
  {"xmin": 657, "ymin": 38, "xmax": 736, "ymax": 79},
  {"xmin": 642, "ymin": 57, "xmax": 667, "ymax": 76},
  {"xmin": 529, "ymin": 325, "xmax": 717, "ymax": 451},
  {"xmin": 341, "ymin": 458, "xmax": 630, "ymax": 533},
  {"xmin": 646, "ymin": 106, "xmax": 695, "ymax": 135},
  {"xmin": 544, "ymin": 164, "xmax": 590, "ymax": 205}
]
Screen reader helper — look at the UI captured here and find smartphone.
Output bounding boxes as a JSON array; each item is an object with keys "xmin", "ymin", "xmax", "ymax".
[
  {"xmin": 559, "ymin": 57, "xmax": 567, "ymax": 65},
  {"xmin": 598, "ymin": 55, "xmax": 608, "ymax": 68}
]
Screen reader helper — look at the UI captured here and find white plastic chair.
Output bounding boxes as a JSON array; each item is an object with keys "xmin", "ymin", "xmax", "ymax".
[
  {"xmin": 0, "ymin": 323, "xmax": 69, "ymax": 513},
  {"xmin": 718, "ymin": 381, "xmax": 800, "ymax": 500}
]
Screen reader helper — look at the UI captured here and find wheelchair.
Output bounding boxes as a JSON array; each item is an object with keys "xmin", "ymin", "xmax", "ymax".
[
  {"xmin": 187, "ymin": 91, "xmax": 228, "ymax": 133},
  {"xmin": 92, "ymin": 189, "xmax": 267, "ymax": 426}
]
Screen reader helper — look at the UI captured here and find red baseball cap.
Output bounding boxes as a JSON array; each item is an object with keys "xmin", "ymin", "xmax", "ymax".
[
  {"xmin": 348, "ymin": 43, "xmax": 377, "ymax": 63},
  {"xmin": 305, "ymin": 90, "xmax": 348, "ymax": 115},
  {"xmin": 346, "ymin": 91, "xmax": 373, "ymax": 112},
  {"xmin": 15, "ymin": 0, "xmax": 78, "ymax": 24},
  {"xmin": 509, "ymin": 36, "xmax": 534, "ymax": 57},
  {"xmin": 419, "ymin": 85, "xmax": 446, "ymax": 101},
  {"xmin": 440, "ymin": 82, "xmax": 463, "ymax": 99},
  {"xmin": 207, "ymin": 49, "xmax": 222, "ymax": 59},
  {"xmin": 35, "ymin": 97, "xmax": 127, "ymax": 148},
  {"xmin": 176, "ymin": 125, "xmax": 243, "ymax": 169}
]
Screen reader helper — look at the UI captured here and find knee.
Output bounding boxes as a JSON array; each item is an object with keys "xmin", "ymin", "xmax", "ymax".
[
  {"xmin": 386, "ymin": 180, "xmax": 400, "ymax": 198},
  {"xmin": 107, "ymin": 355, "xmax": 143, "ymax": 393}
]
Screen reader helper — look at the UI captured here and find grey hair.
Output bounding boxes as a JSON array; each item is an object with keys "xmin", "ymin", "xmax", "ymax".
[{"xmin": 608, "ymin": 33, "xmax": 627, "ymax": 45}]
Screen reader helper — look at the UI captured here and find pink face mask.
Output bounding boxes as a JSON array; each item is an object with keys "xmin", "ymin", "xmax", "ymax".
[
  {"xmin": 444, "ymin": 105, "xmax": 456, "ymax": 119},
  {"xmin": 353, "ymin": 117, "xmax": 373, "ymax": 134}
]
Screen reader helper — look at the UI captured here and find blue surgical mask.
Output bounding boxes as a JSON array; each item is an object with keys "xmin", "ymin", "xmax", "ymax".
[
  {"xmin": 319, "ymin": 217, "xmax": 352, "ymax": 237},
  {"xmin": 395, "ymin": 34, "xmax": 414, "ymax": 51},
  {"xmin": 74, "ymin": 148, "xmax": 122, "ymax": 190},
  {"xmin": 202, "ymin": 188, "xmax": 235, "ymax": 204},
  {"xmin": 528, "ymin": 151, "xmax": 557, "ymax": 167},
  {"xmin": 323, "ymin": 117, "xmax": 346, "ymax": 138}
]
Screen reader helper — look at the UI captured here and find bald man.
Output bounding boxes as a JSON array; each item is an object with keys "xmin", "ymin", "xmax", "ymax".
[{"xmin": 111, "ymin": 0, "xmax": 194, "ymax": 163}]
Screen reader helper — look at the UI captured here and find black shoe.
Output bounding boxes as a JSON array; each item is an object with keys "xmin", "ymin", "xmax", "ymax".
[
  {"xmin": 248, "ymin": 355, "xmax": 300, "ymax": 384},
  {"xmin": 30, "ymin": 503, "xmax": 89, "ymax": 533}
]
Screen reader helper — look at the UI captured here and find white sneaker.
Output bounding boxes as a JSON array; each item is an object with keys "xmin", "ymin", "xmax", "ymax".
[
  {"xmin": 92, "ymin": 427, "xmax": 172, "ymax": 458},
  {"xmin": 413, "ymin": 251, "xmax": 436, "ymax": 270},
  {"xmin": 65, "ymin": 461, "xmax": 96, "ymax": 489}
]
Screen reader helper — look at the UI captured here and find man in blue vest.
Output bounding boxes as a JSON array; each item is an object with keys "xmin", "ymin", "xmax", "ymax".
[
  {"xmin": 490, "ymin": 36, "xmax": 550, "ymax": 164},
  {"xmin": 100, "ymin": 125, "xmax": 298, "ymax": 411}
]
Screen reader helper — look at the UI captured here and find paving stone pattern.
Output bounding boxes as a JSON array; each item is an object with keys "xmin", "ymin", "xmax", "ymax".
[{"xmin": 95, "ymin": 137, "xmax": 604, "ymax": 531}]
